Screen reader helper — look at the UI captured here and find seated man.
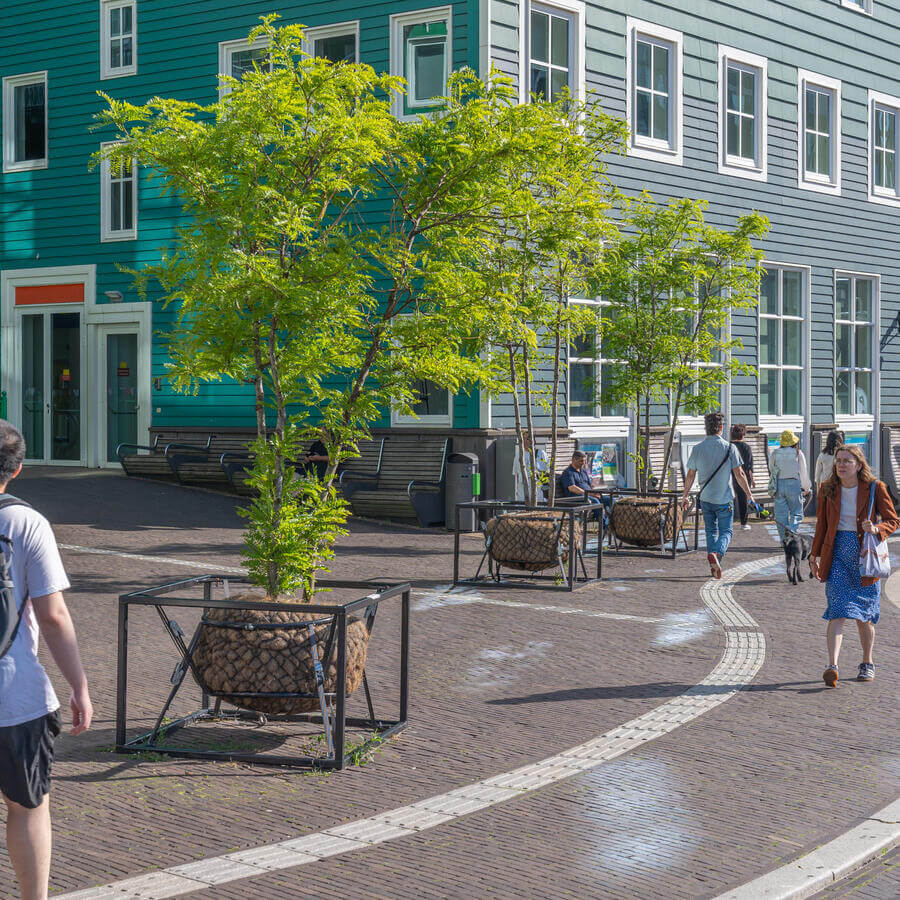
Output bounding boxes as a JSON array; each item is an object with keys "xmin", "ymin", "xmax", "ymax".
[
  {"xmin": 560, "ymin": 450, "xmax": 607, "ymax": 521},
  {"xmin": 300, "ymin": 438, "xmax": 329, "ymax": 480}
]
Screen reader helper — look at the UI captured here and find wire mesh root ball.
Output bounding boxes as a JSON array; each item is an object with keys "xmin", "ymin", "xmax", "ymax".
[
  {"xmin": 485, "ymin": 512, "xmax": 582, "ymax": 572},
  {"xmin": 193, "ymin": 595, "xmax": 370, "ymax": 715},
  {"xmin": 609, "ymin": 496, "xmax": 682, "ymax": 548}
]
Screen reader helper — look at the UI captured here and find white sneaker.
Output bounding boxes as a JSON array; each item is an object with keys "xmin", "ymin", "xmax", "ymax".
[{"xmin": 742, "ymin": 524, "xmax": 752, "ymax": 531}]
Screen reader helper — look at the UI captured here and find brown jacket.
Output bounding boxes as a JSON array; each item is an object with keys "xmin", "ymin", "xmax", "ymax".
[{"xmin": 810, "ymin": 478, "xmax": 899, "ymax": 585}]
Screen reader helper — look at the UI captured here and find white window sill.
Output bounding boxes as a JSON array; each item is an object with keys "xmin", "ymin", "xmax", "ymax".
[
  {"xmin": 798, "ymin": 176, "xmax": 841, "ymax": 196},
  {"xmin": 840, "ymin": 1, "xmax": 872, "ymax": 15},
  {"xmin": 100, "ymin": 66, "xmax": 138, "ymax": 80},
  {"xmin": 719, "ymin": 159, "xmax": 767, "ymax": 182},
  {"xmin": 390, "ymin": 419, "xmax": 452, "ymax": 428},
  {"xmin": 758, "ymin": 415, "xmax": 806, "ymax": 432},
  {"xmin": 835, "ymin": 414, "xmax": 875, "ymax": 428},
  {"xmin": 628, "ymin": 140, "xmax": 683, "ymax": 167},
  {"xmin": 101, "ymin": 230, "xmax": 138, "ymax": 242},
  {"xmin": 3, "ymin": 158, "xmax": 48, "ymax": 174},
  {"xmin": 868, "ymin": 189, "xmax": 900, "ymax": 208},
  {"xmin": 569, "ymin": 416, "xmax": 631, "ymax": 435}
]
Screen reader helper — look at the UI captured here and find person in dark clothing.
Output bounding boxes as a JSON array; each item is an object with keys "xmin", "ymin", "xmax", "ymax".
[
  {"xmin": 302, "ymin": 439, "xmax": 329, "ymax": 480},
  {"xmin": 730, "ymin": 423, "xmax": 755, "ymax": 529},
  {"xmin": 560, "ymin": 450, "xmax": 606, "ymax": 521}
]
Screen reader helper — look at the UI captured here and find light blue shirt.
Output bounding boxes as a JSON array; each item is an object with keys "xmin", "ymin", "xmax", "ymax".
[{"xmin": 687, "ymin": 435, "xmax": 742, "ymax": 506}]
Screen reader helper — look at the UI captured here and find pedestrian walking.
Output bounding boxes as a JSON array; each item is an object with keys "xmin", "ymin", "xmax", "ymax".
[
  {"xmin": 680, "ymin": 412, "xmax": 755, "ymax": 579},
  {"xmin": 769, "ymin": 430, "xmax": 812, "ymax": 541},
  {"xmin": 0, "ymin": 421, "xmax": 93, "ymax": 900},
  {"xmin": 814, "ymin": 429, "xmax": 844, "ymax": 490},
  {"xmin": 810, "ymin": 445, "xmax": 898, "ymax": 687},
  {"xmin": 730, "ymin": 424, "xmax": 755, "ymax": 530}
]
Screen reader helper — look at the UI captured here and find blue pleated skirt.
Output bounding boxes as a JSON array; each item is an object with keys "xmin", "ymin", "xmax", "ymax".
[{"xmin": 823, "ymin": 531, "xmax": 881, "ymax": 624}]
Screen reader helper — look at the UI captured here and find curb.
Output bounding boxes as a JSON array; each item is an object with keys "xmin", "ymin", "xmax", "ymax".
[{"xmin": 715, "ymin": 798, "xmax": 900, "ymax": 899}]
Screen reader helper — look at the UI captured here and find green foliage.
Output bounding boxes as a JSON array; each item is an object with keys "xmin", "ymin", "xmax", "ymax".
[
  {"xmin": 239, "ymin": 429, "xmax": 348, "ymax": 601},
  {"xmin": 598, "ymin": 194, "xmax": 769, "ymax": 491}
]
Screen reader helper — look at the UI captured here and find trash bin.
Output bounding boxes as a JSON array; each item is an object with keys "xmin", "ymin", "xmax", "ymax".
[{"xmin": 446, "ymin": 451, "xmax": 480, "ymax": 532}]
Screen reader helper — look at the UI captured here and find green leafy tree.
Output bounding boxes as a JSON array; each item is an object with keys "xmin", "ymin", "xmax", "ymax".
[{"xmin": 599, "ymin": 195, "xmax": 769, "ymax": 493}]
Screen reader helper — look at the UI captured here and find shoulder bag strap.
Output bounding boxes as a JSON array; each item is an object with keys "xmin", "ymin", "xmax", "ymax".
[
  {"xmin": 0, "ymin": 497, "xmax": 32, "ymax": 660},
  {"xmin": 867, "ymin": 481, "xmax": 877, "ymax": 521}
]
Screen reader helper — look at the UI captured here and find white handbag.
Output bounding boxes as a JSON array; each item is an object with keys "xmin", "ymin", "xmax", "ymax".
[{"xmin": 859, "ymin": 483, "xmax": 891, "ymax": 580}]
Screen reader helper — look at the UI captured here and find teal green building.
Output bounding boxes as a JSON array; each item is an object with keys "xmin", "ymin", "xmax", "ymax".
[{"xmin": 2, "ymin": 1, "xmax": 899, "ymax": 487}]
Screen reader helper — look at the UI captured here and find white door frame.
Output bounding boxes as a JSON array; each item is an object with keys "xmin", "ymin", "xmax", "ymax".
[
  {"xmin": 2, "ymin": 265, "xmax": 151, "ymax": 468},
  {"xmin": 95, "ymin": 321, "xmax": 151, "ymax": 468}
]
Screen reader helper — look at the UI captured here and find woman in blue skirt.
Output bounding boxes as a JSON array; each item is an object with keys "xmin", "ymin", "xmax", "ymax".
[{"xmin": 810, "ymin": 445, "xmax": 898, "ymax": 687}]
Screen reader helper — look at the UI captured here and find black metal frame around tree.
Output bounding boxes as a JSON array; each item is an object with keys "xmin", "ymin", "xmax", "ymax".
[
  {"xmin": 116, "ymin": 576, "xmax": 410, "ymax": 770},
  {"xmin": 605, "ymin": 488, "xmax": 700, "ymax": 558},
  {"xmin": 452, "ymin": 499, "xmax": 603, "ymax": 592}
]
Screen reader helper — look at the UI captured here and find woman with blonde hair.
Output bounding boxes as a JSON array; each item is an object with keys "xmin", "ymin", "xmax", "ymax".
[{"xmin": 810, "ymin": 445, "xmax": 898, "ymax": 687}]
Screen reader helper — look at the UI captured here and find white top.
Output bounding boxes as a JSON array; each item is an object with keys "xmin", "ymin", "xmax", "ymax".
[
  {"xmin": 770, "ymin": 446, "xmax": 812, "ymax": 492},
  {"xmin": 513, "ymin": 444, "xmax": 549, "ymax": 502},
  {"xmin": 838, "ymin": 485, "xmax": 859, "ymax": 532},
  {"xmin": 815, "ymin": 452, "xmax": 836, "ymax": 486},
  {"xmin": 0, "ymin": 500, "xmax": 70, "ymax": 727}
]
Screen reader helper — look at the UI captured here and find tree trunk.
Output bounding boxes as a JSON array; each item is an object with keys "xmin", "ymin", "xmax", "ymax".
[
  {"xmin": 642, "ymin": 394, "xmax": 651, "ymax": 495},
  {"xmin": 548, "ymin": 297, "xmax": 563, "ymax": 507},
  {"xmin": 522, "ymin": 344, "xmax": 539, "ymax": 506},
  {"xmin": 508, "ymin": 345, "xmax": 532, "ymax": 506}
]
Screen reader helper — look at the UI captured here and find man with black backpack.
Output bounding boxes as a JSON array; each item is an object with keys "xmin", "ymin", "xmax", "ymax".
[
  {"xmin": 680, "ymin": 412, "xmax": 755, "ymax": 580},
  {"xmin": 0, "ymin": 421, "xmax": 92, "ymax": 900}
]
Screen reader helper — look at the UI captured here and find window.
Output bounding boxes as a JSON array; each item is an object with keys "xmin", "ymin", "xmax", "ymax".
[
  {"xmin": 835, "ymin": 275, "xmax": 876, "ymax": 416},
  {"xmin": 626, "ymin": 19, "xmax": 683, "ymax": 165},
  {"xmin": 100, "ymin": 143, "xmax": 137, "ymax": 241},
  {"xmin": 717, "ymin": 47, "xmax": 767, "ymax": 180},
  {"xmin": 758, "ymin": 267, "xmax": 806, "ymax": 418},
  {"xmin": 100, "ymin": 1, "xmax": 137, "ymax": 79},
  {"xmin": 841, "ymin": 0, "xmax": 872, "ymax": 14},
  {"xmin": 3, "ymin": 72, "xmax": 48, "ymax": 173},
  {"xmin": 569, "ymin": 300, "xmax": 628, "ymax": 420},
  {"xmin": 305, "ymin": 21, "xmax": 359, "ymax": 63},
  {"xmin": 390, "ymin": 7, "xmax": 452, "ymax": 118},
  {"xmin": 218, "ymin": 36, "xmax": 271, "ymax": 98},
  {"xmin": 797, "ymin": 70, "xmax": 841, "ymax": 194},
  {"xmin": 526, "ymin": 1, "xmax": 584, "ymax": 103},
  {"xmin": 868, "ymin": 90, "xmax": 900, "ymax": 205},
  {"xmin": 392, "ymin": 380, "xmax": 452, "ymax": 425}
]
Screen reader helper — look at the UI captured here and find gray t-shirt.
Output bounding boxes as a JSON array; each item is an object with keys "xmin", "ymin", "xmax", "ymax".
[
  {"xmin": 687, "ymin": 436, "xmax": 742, "ymax": 506},
  {"xmin": 0, "ymin": 500, "xmax": 70, "ymax": 727}
]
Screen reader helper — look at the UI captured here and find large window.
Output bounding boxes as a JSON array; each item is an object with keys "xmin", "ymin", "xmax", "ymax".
[
  {"xmin": 3, "ymin": 72, "xmax": 47, "ymax": 173},
  {"xmin": 869, "ymin": 90, "xmax": 900, "ymax": 205},
  {"xmin": 306, "ymin": 22, "xmax": 359, "ymax": 63},
  {"xmin": 392, "ymin": 380, "xmax": 452, "ymax": 425},
  {"xmin": 218, "ymin": 37, "xmax": 271, "ymax": 98},
  {"xmin": 835, "ymin": 275, "xmax": 876, "ymax": 416},
  {"xmin": 569, "ymin": 300, "xmax": 627, "ymax": 420},
  {"xmin": 528, "ymin": 2, "xmax": 581, "ymax": 102},
  {"xmin": 100, "ymin": 143, "xmax": 137, "ymax": 241},
  {"xmin": 100, "ymin": 1, "xmax": 137, "ymax": 79},
  {"xmin": 759, "ymin": 267, "xmax": 805, "ymax": 418},
  {"xmin": 798, "ymin": 70, "xmax": 841, "ymax": 195},
  {"xmin": 718, "ymin": 46, "xmax": 767, "ymax": 180},
  {"xmin": 390, "ymin": 8, "xmax": 452, "ymax": 118},
  {"xmin": 626, "ymin": 19, "xmax": 683, "ymax": 165}
]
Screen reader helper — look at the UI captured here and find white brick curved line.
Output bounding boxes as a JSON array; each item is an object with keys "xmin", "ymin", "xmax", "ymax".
[{"xmin": 59, "ymin": 555, "xmax": 777, "ymax": 899}]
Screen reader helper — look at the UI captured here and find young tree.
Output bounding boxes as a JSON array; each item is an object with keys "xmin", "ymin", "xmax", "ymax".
[{"xmin": 599, "ymin": 195, "xmax": 769, "ymax": 494}]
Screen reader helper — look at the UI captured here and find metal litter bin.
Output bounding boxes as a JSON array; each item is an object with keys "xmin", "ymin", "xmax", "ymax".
[{"xmin": 446, "ymin": 451, "xmax": 480, "ymax": 532}]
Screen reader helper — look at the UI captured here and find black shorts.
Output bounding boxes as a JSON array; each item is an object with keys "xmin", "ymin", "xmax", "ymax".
[{"xmin": 0, "ymin": 710, "xmax": 61, "ymax": 808}]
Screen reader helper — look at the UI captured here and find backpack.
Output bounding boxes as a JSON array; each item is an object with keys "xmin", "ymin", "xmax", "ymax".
[{"xmin": 0, "ymin": 495, "xmax": 33, "ymax": 660}]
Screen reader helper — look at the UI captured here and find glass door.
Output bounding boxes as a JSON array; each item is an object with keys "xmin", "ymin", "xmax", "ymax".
[
  {"xmin": 19, "ymin": 310, "xmax": 83, "ymax": 463},
  {"xmin": 104, "ymin": 331, "xmax": 139, "ymax": 462}
]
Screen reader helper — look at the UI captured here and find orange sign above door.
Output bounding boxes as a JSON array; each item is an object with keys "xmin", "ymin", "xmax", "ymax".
[{"xmin": 15, "ymin": 283, "xmax": 85, "ymax": 305}]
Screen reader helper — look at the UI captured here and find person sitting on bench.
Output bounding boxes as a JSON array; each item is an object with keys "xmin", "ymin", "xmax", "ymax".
[
  {"xmin": 560, "ymin": 451, "xmax": 607, "ymax": 520},
  {"xmin": 301, "ymin": 439, "xmax": 329, "ymax": 480}
]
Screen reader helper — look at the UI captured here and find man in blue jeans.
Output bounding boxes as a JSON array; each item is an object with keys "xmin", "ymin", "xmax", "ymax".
[{"xmin": 680, "ymin": 412, "xmax": 755, "ymax": 579}]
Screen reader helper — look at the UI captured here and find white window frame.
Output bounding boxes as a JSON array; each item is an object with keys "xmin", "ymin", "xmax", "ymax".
[
  {"xmin": 625, "ymin": 18, "xmax": 683, "ymax": 166},
  {"xmin": 100, "ymin": 142, "xmax": 137, "ymax": 242},
  {"xmin": 717, "ymin": 46, "xmax": 767, "ymax": 181},
  {"xmin": 304, "ymin": 21, "xmax": 360, "ymax": 63},
  {"xmin": 568, "ymin": 298, "xmax": 630, "ymax": 426},
  {"xmin": 834, "ymin": 271, "xmax": 878, "ymax": 423},
  {"xmin": 520, "ymin": 0, "xmax": 586, "ymax": 105},
  {"xmin": 389, "ymin": 6, "xmax": 453, "ymax": 120},
  {"xmin": 840, "ymin": 0, "xmax": 873, "ymax": 15},
  {"xmin": 391, "ymin": 381, "xmax": 453, "ymax": 426},
  {"xmin": 797, "ymin": 69, "xmax": 841, "ymax": 196},
  {"xmin": 100, "ymin": 0, "xmax": 138, "ymax": 80},
  {"xmin": 757, "ymin": 262, "xmax": 811, "ymax": 434},
  {"xmin": 868, "ymin": 89, "xmax": 900, "ymax": 206},
  {"xmin": 218, "ymin": 35, "xmax": 272, "ymax": 100},
  {"xmin": 2, "ymin": 71, "xmax": 48, "ymax": 174}
]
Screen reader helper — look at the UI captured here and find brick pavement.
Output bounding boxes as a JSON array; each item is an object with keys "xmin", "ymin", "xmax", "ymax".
[
  {"xmin": 812, "ymin": 846, "xmax": 899, "ymax": 898},
  {"xmin": 0, "ymin": 468, "xmax": 897, "ymax": 898}
]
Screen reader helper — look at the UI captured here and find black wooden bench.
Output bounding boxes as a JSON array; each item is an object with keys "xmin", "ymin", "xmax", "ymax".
[
  {"xmin": 338, "ymin": 438, "xmax": 387, "ymax": 498},
  {"xmin": 344, "ymin": 436, "xmax": 449, "ymax": 526},
  {"xmin": 166, "ymin": 434, "xmax": 257, "ymax": 489},
  {"xmin": 117, "ymin": 433, "xmax": 210, "ymax": 480}
]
